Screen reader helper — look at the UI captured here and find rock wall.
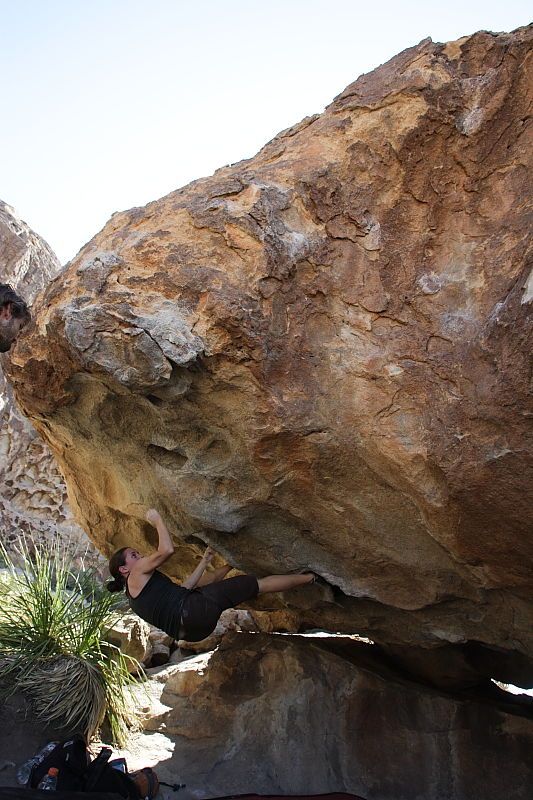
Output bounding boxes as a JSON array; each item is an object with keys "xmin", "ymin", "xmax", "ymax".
[
  {"xmin": 0, "ymin": 201, "xmax": 96, "ymax": 563},
  {"xmin": 3, "ymin": 28, "xmax": 533, "ymax": 679},
  {"xmin": 141, "ymin": 633, "xmax": 533, "ymax": 799},
  {"xmin": 0, "ymin": 200, "xmax": 60, "ymax": 301}
]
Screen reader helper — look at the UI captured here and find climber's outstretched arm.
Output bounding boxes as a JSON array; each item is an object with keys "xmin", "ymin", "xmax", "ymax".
[
  {"xmin": 182, "ymin": 547, "xmax": 215, "ymax": 590},
  {"xmin": 136, "ymin": 509, "xmax": 175, "ymax": 574}
]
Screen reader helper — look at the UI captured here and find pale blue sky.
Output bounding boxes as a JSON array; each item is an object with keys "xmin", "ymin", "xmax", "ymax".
[{"xmin": 1, "ymin": 0, "xmax": 531, "ymax": 264}]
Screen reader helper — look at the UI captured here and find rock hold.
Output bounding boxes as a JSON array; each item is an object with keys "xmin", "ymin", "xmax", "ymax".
[{"xmin": 63, "ymin": 300, "xmax": 204, "ymax": 390}]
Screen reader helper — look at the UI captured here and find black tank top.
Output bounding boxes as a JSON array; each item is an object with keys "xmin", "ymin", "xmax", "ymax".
[{"xmin": 126, "ymin": 570, "xmax": 190, "ymax": 638}]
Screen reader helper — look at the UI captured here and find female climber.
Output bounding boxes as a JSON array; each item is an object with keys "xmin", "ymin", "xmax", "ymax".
[{"xmin": 107, "ymin": 508, "xmax": 315, "ymax": 642}]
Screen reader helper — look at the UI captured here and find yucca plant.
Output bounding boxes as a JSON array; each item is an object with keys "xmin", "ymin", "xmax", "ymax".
[{"xmin": 0, "ymin": 537, "xmax": 141, "ymax": 745}]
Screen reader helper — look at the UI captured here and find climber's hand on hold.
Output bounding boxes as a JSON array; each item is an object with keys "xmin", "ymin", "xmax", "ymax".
[{"xmin": 145, "ymin": 508, "xmax": 162, "ymax": 526}]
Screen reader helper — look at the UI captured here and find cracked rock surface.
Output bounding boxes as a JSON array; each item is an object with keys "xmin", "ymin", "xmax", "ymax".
[
  {"xmin": 138, "ymin": 633, "xmax": 533, "ymax": 799},
  {"xmin": 0, "ymin": 200, "xmax": 96, "ymax": 563},
  {"xmin": 4, "ymin": 28, "xmax": 533, "ymax": 683}
]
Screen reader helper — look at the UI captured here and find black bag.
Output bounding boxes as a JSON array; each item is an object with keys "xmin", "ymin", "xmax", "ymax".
[{"xmin": 27, "ymin": 735, "xmax": 140, "ymax": 798}]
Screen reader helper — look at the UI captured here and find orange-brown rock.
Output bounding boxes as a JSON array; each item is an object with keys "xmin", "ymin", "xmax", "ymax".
[{"xmin": 3, "ymin": 29, "xmax": 533, "ymax": 680}]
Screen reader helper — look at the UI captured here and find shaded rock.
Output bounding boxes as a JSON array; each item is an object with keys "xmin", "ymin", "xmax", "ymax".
[
  {"xmin": 137, "ymin": 633, "xmax": 533, "ymax": 799},
  {"xmin": 0, "ymin": 692, "xmax": 64, "ymax": 790},
  {"xmin": 149, "ymin": 642, "xmax": 170, "ymax": 667},
  {"xmin": 3, "ymin": 28, "xmax": 533, "ymax": 685},
  {"xmin": 383, "ymin": 640, "xmax": 533, "ymax": 692},
  {"xmin": 106, "ymin": 613, "xmax": 152, "ymax": 667},
  {"xmin": 148, "ymin": 628, "xmax": 173, "ymax": 666}
]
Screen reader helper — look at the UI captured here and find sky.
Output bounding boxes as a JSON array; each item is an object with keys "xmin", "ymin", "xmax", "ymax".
[{"xmin": 1, "ymin": 0, "xmax": 531, "ymax": 264}]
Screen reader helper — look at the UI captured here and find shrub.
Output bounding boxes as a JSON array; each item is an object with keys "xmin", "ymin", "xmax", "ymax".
[{"xmin": 0, "ymin": 537, "xmax": 141, "ymax": 745}]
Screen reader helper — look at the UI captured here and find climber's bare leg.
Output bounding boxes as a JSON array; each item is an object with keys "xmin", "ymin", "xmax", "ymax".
[
  {"xmin": 196, "ymin": 564, "xmax": 232, "ymax": 587},
  {"xmin": 257, "ymin": 574, "xmax": 314, "ymax": 594}
]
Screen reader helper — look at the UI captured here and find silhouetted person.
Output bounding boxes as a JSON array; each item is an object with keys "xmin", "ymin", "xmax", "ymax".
[{"xmin": 0, "ymin": 284, "xmax": 30, "ymax": 352}]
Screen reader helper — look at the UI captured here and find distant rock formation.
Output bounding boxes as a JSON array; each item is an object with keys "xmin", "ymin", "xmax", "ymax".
[
  {"xmin": 4, "ymin": 27, "xmax": 533, "ymax": 691},
  {"xmin": 0, "ymin": 200, "xmax": 59, "ymax": 300},
  {"xmin": 0, "ymin": 201, "xmax": 94, "ymax": 562}
]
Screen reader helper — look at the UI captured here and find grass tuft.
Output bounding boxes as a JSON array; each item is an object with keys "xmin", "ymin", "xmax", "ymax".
[{"xmin": 0, "ymin": 537, "xmax": 141, "ymax": 745}]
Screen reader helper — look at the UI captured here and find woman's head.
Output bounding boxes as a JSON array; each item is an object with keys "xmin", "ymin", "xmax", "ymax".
[
  {"xmin": 106, "ymin": 547, "xmax": 141, "ymax": 592},
  {"xmin": 0, "ymin": 283, "xmax": 30, "ymax": 352}
]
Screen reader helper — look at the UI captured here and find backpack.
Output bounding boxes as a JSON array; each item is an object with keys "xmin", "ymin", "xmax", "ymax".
[{"xmin": 26, "ymin": 735, "xmax": 148, "ymax": 798}]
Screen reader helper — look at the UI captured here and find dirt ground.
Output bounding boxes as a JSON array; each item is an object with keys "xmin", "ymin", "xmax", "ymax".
[{"xmin": 0, "ymin": 692, "xmax": 193, "ymax": 799}]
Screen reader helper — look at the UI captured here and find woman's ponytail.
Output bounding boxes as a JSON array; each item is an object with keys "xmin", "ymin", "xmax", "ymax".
[{"xmin": 106, "ymin": 576, "xmax": 125, "ymax": 593}]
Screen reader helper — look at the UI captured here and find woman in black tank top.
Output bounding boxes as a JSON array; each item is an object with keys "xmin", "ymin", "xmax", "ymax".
[{"xmin": 107, "ymin": 508, "xmax": 316, "ymax": 642}]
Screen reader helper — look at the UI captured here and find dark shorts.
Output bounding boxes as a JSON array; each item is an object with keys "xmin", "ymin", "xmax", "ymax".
[{"xmin": 181, "ymin": 574, "xmax": 259, "ymax": 642}]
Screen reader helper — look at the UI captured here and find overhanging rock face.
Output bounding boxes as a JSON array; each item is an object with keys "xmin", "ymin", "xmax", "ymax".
[{"xmin": 4, "ymin": 28, "xmax": 532, "ymax": 678}]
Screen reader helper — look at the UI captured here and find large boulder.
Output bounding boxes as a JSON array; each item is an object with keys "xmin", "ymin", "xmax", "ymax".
[
  {"xmin": 3, "ymin": 28, "xmax": 532, "ymax": 681},
  {"xmin": 139, "ymin": 633, "xmax": 533, "ymax": 799}
]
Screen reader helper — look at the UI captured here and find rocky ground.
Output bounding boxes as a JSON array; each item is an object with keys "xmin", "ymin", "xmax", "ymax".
[
  {"xmin": 0, "ymin": 676, "xmax": 200, "ymax": 800},
  {"xmin": 1, "ymin": 632, "xmax": 532, "ymax": 799}
]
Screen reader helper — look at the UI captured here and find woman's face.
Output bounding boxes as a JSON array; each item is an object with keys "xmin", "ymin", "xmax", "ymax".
[
  {"xmin": 119, "ymin": 548, "xmax": 142, "ymax": 575},
  {"xmin": 0, "ymin": 307, "xmax": 28, "ymax": 352}
]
